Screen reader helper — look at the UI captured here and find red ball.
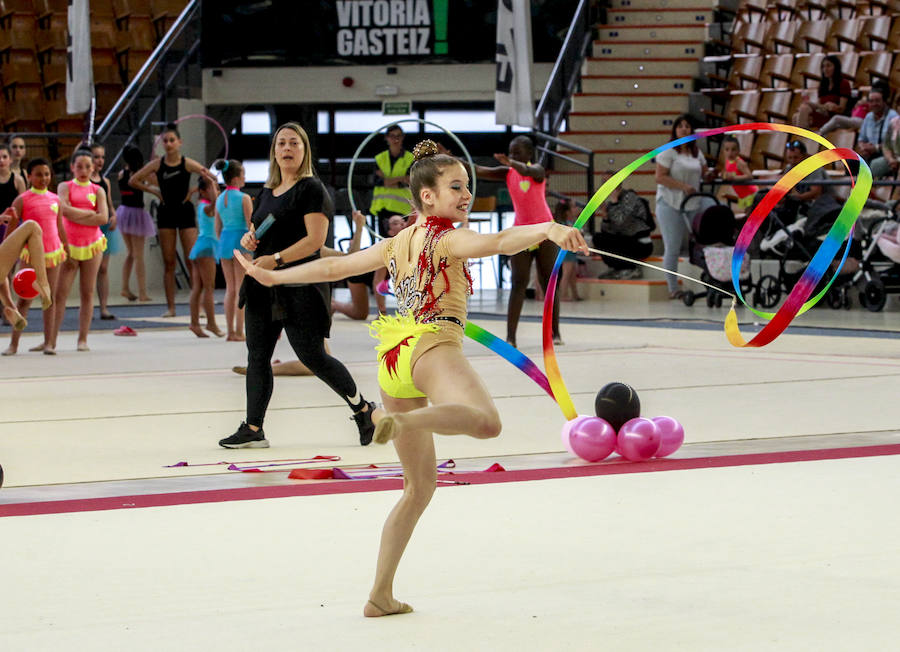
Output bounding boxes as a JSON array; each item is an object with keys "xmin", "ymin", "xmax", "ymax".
[{"xmin": 12, "ymin": 268, "xmax": 38, "ymax": 300}]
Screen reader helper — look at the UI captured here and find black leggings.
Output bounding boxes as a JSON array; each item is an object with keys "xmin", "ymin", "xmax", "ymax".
[
  {"xmin": 245, "ymin": 308, "xmax": 362, "ymax": 428},
  {"xmin": 507, "ymin": 240, "xmax": 560, "ymax": 343}
]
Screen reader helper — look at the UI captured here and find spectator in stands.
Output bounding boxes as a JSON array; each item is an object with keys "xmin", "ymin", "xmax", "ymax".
[
  {"xmin": 793, "ymin": 55, "xmax": 852, "ymax": 131},
  {"xmin": 654, "ymin": 115, "xmax": 712, "ymax": 299},
  {"xmin": 818, "ymin": 90, "xmax": 870, "ymax": 138},
  {"xmin": 595, "ymin": 171, "xmax": 655, "ymax": 280},
  {"xmin": 369, "ymin": 124, "xmax": 414, "ymax": 237},
  {"xmin": 7, "ymin": 135, "xmax": 27, "ymax": 186},
  {"xmin": 856, "ymin": 85, "xmax": 898, "ymax": 179},
  {"xmin": 552, "ymin": 199, "xmax": 583, "ymax": 300}
]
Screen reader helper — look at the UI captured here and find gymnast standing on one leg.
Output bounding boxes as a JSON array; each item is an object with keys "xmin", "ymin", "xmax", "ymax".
[
  {"xmin": 0, "ymin": 212, "xmax": 51, "ymax": 330},
  {"xmin": 217, "ymin": 122, "xmax": 376, "ymax": 450},
  {"xmin": 468, "ymin": 135, "xmax": 562, "ymax": 347},
  {"xmin": 235, "ymin": 139, "xmax": 587, "ymax": 617}
]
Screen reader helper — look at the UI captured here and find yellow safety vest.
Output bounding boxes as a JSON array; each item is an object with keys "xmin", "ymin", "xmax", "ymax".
[{"xmin": 369, "ymin": 149, "xmax": 415, "ymax": 215}]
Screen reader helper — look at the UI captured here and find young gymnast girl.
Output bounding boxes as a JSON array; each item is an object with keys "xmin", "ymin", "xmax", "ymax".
[
  {"xmin": 215, "ymin": 160, "xmax": 252, "ymax": 341},
  {"xmin": 187, "ymin": 177, "xmax": 222, "ymax": 338},
  {"xmin": 3, "ymin": 158, "xmax": 65, "ymax": 356},
  {"xmin": 117, "ymin": 145, "xmax": 156, "ymax": 303},
  {"xmin": 90, "ymin": 142, "xmax": 123, "ymax": 320},
  {"xmin": 49, "ymin": 148, "xmax": 110, "ymax": 352},
  {"xmin": 469, "ymin": 135, "xmax": 563, "ymax": 347},
  {"xmin": 235, "ymin": 140, "xmax": 587, "ymax": 617},
  {"xmin": 0, "ymin": 143, "xmax": 26, "ymax": 324}
]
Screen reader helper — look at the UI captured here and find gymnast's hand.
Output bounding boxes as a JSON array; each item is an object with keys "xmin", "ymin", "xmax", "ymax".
[
  {"xmin": 0, "ymin": 206, "xmax": 14, "ymax": 224},
  {"xmin": 493, "ymin": 153, "xmax": 511, "ymax": 166},
  {"xmin": 234, "ymin": 250, "xmax": 276, "ymax": 286},
  {"xmin": 548, "ymin": 223, "xmax": 589, "ymax": 255},
  {"xmin": 241, "ymin": 227, "xmax": 258, "ymax": 252}
]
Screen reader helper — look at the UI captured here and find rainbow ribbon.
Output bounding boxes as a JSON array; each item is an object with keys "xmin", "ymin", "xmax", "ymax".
[{"xmin": 538, "ymin": 123, "xmax": 870, "ymax": 419}]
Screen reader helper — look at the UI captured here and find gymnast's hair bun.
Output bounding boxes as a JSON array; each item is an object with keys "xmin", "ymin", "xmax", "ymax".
[{"xmin": 413, "ymin": 139, "xmax": 439, "ymax": 162}]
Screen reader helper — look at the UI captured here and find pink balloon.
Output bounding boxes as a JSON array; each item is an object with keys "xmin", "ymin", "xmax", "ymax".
[
  {"xmin": 561, "ymin": 416, "xmax": 591, "ymax": 455},
  {"xmin": 652, "ymin": 416, "xmax": 685, "ymax": 457},
  {"xmin": 617, "ymin": 417, "xmax": 661, "ymax": 462},
  {"xmin": 569, "ymin": 417, "xmax": 617, "ymax": 462}
]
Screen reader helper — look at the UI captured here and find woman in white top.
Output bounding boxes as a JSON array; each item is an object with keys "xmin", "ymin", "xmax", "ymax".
[{"xmin": 654, "ymin": 115, "xmax": 711, "ymax": 299}]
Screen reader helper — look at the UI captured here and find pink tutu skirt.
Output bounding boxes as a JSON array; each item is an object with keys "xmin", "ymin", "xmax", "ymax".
[{"xmin": 116, "ymin": 205, "xmax": 156, "ymax": 237}]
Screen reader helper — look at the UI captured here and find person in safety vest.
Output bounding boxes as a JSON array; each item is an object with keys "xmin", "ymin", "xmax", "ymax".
[{"xmin": 370, "ymin": 124, "xmax": 415, "ymax": 236}]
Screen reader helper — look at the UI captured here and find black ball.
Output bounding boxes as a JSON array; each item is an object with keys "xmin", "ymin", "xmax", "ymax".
[{"xmin": 594, "ymin": 382, "xmax": 640, "ymax": 431}]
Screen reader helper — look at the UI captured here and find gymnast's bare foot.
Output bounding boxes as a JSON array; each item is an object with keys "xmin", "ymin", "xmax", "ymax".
[
  {"xmin": 161, "ymin": 309, "xmax": 176, "ymax": 318},
  {"xmin": 121, "ymin": 289, "xmax": 137, "ymax": 301},
  {"xmin": 138, "ymin": 295, "xmax": 152, "ymax": 302},
  {"xmin": 364, "ymin": 597, "xmax": 413, "ymax": 617},
  {"xmin": 36, "ymin": 283, "xmax": 52, "ymax": 310},
  {"xmin": 3, "ymin": 306, "xmax": 26, "ymax": 331},
  {"xmin": 189, "ymin": 324, "xmax": 209, "ymax": 338},
  {"xmin": 206, "ymin": 325, "xmax": 225, "ymax": 338},
  {"xmin": 2, "ymin": 345, "xmax": 16, "ymax": 356},
  {"xmin": 29, "ymin": 342, "xmax": 46, "ymax": 352},
  {"xmin": 77, "ymin": 341, "xmax": 90, "ymax": 351},
  {"xmin": 373, "ymin": 413, "xmax": 404, "ymax": 444}
]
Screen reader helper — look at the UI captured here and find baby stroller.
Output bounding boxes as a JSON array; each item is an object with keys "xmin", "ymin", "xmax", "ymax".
[
  {"xmin": 856, "ymin": 211, "xmax": 900, "ymax": 312},
  {"xmin": 679, "ymin": 194, "xmax": 751, "ymax": 307}
]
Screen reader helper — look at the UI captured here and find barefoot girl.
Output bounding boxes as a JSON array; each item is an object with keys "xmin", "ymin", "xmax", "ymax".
[
  {"xmin": 3, "ymin": 158, "xmax": 64, "ymax": 355},
  {"xmin": 128, "ymin": 123, "xmax": 216, "ymax": 317},
  {"xmin": 0, "ymin": 142, "xmax": 26, "ymax": 321},
  {"xmin": 90, "ymin": 142, "xmax": 122, "ymax": 320},
  {"xmin": 235, "ymin": 140, "xmax": 587, "ymax": 617},
  {"xmin": 117, "ymin": 145, "xmax": 156, "ymax": 302},
  {"xmin": 50, "ymin": 148, "xmax": 109, "ymax": 352},
  {"xmin": 187, "ymin": 177, "xmax": 222, "ymax": 338},
  {"xmin": 215, "ymin": 160, "xmax": 252, "ymax": 340}
]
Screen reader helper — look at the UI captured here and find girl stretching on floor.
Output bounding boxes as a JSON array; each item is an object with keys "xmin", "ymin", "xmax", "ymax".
[
  {"xmin": 3, "ymin": 158, "xmax": 66, "ymax": 356},
  {"xmin": 235, "ymin": 140, "xmax": 587, "ymax": 618}
]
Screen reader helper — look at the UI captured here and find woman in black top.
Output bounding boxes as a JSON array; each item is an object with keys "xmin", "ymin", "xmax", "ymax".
[
  {"xmin": 128, "ymin": 123, "xmax": 216, "ymax": 317},
  {"xmin": 218, "ymin": 122, "xmax": 376, "ymax": 449}
]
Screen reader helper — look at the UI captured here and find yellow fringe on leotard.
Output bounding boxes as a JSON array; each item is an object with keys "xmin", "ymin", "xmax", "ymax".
[
  {"xmin": 67, "ymin": 235, "xmax": 108, "ymax": 261},
  {"xmin": 369, "ymin": 313, "xmax": 439, "ymax": 399},
  {"xmin": 20, "ymin": 244, "xmax": 67, "ymax": 268}
]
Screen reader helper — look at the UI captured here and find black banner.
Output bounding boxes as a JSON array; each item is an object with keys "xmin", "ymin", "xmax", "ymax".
[{"xmin": 201, "ymin": 1, "xmax": 567, "ymax": 67}]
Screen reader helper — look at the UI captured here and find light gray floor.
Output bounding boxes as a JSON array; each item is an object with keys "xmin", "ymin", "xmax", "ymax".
[{"xmin": 1, "ymin": 291, "xmax": 899, "ymax": 650}]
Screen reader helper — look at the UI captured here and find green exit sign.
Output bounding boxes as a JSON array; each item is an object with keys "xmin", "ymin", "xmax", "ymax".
[{"xmin": 382, "ymin": 101, "xmax": 412, "ymax": 115}]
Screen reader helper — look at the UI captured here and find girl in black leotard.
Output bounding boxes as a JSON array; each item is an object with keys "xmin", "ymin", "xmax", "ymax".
[{"xmin": 128, "ymin": 123, "xmax": 216, "ymax": 317}]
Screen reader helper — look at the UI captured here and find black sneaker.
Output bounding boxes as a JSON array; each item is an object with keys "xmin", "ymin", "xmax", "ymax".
[
  {"xmin": 352, "ymin": 401, "xmax": 377, "ymax": 446},
  {"xmin": 219, "ymin": 422, "xmax": 269, "ymax": 449}
]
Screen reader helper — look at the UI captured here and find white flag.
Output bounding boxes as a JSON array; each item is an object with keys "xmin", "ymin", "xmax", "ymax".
[
  {"xmin": 66, "ymin": 0, "xmax": 93, "ymax": 115},
  {"xmin": 495, "ymin": 0, "xmax": 534, "ymax": 128}
]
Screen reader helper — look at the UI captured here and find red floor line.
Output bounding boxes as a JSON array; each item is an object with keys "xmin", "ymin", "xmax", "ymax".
[{"xmin": 2, "ymin": 444, "xmax": 899, "ymax": 518}]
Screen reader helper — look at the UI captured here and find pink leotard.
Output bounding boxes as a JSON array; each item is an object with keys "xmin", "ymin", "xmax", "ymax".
[
  {"xmin": 63, "ymin": 179, "xmax": 106, "ymax": 260},
  {"xmin": 20, "ymin": 188, "xmax": 66, "ymax": 267},
  {"xmin": 506, "ymin": 166, "xmax": 553, "ymax": 226}
]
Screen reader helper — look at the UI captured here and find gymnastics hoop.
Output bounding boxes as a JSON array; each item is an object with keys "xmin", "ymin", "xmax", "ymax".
[
  {"xmin": 347, "ymin": 119, "xmax": 477, "ymax": 239},
  {"xmin": 152, "ymin": 114, "xmax": 229, "ymax": 163}
]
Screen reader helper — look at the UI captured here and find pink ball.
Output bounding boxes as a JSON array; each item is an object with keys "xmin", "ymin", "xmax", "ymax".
[
  {"xmin": 652, "ymin": 416, "xmax": 685, "ymax": 457},
  {"xmin": 561, "ymin": 416, "xmax": 591, "ymax": 455},
  {"xmin": 568, "ymin": 417, "xmax": 617, "ymax": 462},
  {"xmin": 617, "ymin": 417, "xmax": 661, "ymax": 462},
  {"xmin": 375, "ymin": 279, "xmax": 392, "ymax": 296}
]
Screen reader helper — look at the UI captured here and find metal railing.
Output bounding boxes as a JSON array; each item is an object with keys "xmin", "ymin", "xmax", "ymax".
[
  {"xmin": 95, "ymin": 0, "xmax": 201, "ymax": 174},
  {"xmin": 96, "ymin": 0, "xmax": 200, "ymax": 140},
  {"xmin": 534, "ymin": 0, "xmax": 593, "ymax": 136}
]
